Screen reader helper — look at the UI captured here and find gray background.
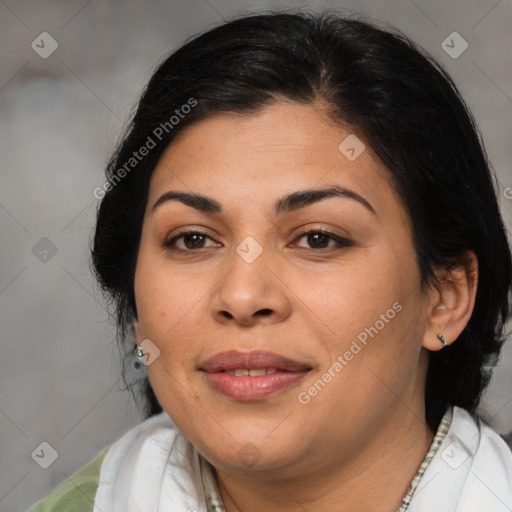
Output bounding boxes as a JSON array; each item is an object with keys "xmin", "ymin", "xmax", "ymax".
[{"xmin": 1, "ymin": 1, "xmax": 511, "ymax": 510}]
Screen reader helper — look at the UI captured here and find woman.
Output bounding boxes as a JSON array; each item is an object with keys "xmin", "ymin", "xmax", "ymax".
[{"xmin": 29, "ymin": 10, "xmax": 512, "ymax": 512}]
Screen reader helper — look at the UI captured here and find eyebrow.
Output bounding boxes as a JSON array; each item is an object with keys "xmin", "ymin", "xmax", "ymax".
[{"xmin": 152, "ymin": 184, "xmax": 376, "ymax": 216}]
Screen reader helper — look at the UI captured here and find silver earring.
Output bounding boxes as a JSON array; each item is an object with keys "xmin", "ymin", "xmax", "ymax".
[
  {"xmin": 437, "ymin": 334, "xmax": 448, "ymax": 349},
  {"xmin": 134, "ymin": 344, "xmax": 144, "ymax": 359}
]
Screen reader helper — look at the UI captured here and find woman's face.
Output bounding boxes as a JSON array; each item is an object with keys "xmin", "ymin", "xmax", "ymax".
[{"xmin": 134, "ymin": 101, "xmax": 433, "ymax": 476}]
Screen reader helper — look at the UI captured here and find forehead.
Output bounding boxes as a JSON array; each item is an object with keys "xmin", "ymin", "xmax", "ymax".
[{"xmin": 147, "ymin": 102, "xmax": 401, "ymax": 220}]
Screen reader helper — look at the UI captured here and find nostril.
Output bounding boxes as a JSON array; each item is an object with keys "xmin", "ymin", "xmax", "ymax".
[{"xmin": 219, "ymin": 309, "xmax": 272, "ymax": 320}]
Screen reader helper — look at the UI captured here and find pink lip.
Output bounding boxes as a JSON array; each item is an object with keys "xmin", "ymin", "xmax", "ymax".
[{"xmin": 200, "ymin": 350, "xmax": 311, "ymax": 401}]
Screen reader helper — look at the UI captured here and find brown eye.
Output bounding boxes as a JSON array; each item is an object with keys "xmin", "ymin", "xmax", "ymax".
[
  {"xmin": 305, "ymin": 232, "xmax": 330, "ymax": 249},
  {"xmin": 293, "ymin": 230, "xmax": 352, "ymax": 251},
  {"xmin": 163, "ymin": 231, "xmax": 219, "ymax": 251},
  {"xmin": 181, "ymin": 233, "xmax": 206, "ymax": 249}
]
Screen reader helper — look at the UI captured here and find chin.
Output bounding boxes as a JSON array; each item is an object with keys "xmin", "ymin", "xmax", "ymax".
[{"xmin": 202, "ymin": 441, "xmax": 298, "ymax": 475}]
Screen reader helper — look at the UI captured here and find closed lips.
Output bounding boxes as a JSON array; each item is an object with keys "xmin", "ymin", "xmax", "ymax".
[
  {"xmin": 200, "ymin": 350, "xmax": 311, "ymax": 373},
  {"xmin": 200, "ymin": 350, "xmax": 311, "ymax": 400}
]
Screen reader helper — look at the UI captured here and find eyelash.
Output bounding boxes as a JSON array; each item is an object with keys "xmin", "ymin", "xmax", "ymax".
[{"xmin": 162, "ymin": 228, "xmax": 352, "ymax": 253}]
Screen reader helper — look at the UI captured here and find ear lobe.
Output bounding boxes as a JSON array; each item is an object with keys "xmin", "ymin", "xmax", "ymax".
[{"xmin": 423, "ymin": 251, "xmax": 478, "ymax": 351}]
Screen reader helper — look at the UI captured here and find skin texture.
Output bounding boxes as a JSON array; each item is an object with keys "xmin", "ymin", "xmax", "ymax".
[{"xmin": 133, "ymin": 101, "xmax": 478, "ymax": 512}]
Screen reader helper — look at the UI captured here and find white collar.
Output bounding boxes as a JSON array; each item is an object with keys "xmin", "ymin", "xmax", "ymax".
[
  {"xmin": 95, "ymin": 412, "xmax": 207, "ymax": 511},
  {"xmin": 407, "ymin": 406, "xmax": 512, "ymax": 511},
  {"xmin": 94, "ymin": 406, "xmax": 512, "ymax": 512}
]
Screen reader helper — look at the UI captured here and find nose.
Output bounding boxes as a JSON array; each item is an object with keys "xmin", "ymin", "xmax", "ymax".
[{"xmin": 210, "ymin": 247, "xmax": 292, "ymax": 327}]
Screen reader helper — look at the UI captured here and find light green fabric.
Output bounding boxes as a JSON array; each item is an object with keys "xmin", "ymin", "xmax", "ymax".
[{"xmin": 27, "ymin": 446, "xmax": 109, "ymax": 512}]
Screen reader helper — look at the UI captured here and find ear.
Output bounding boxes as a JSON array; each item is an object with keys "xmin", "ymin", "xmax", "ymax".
[{"xmin": 423, "ymin": 251, "xmax": 478, "ymax": 351}]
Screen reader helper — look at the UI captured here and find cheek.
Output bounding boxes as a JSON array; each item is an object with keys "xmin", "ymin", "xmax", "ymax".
[
  {"xmin": 313, "ymin": 251, "xmax": 424, "ymax": 384},
  {"xmin": 134, "ymin": 225, "xmax": 201, "ymax": 322},
  {"xmin": 307, "ymin": 259, "xmax": 409, "ymax": 343},
  {"xmin": 133, "ymin": 249, "xmax": 201, "ymax": 367}
]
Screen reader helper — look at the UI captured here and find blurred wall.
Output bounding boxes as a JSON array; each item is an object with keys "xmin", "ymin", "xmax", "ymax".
[{"xmin": 1, "ymin": 1, "xmax": 511, "ymax": 510}]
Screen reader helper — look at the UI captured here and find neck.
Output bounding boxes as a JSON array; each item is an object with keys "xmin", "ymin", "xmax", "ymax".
[{"xmin": 216, "ymin": 407, "xmax": 436, "ymax": 512}]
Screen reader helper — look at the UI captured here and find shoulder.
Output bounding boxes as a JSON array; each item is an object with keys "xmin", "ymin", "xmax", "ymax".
[
  {"xmin": 452, "ymin": 407, "xmax": 512, "ymax": 508},
  {"xmin": 453, "ymin": 406, "xmax": 512, "ymax": 464},
  {"xmin": 407, "ymin": 406, "xmax": 512, "ymax": 511},
  {"xmin": 27, "ymin": 446, "xmax": 110, "ymax": 512}
]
